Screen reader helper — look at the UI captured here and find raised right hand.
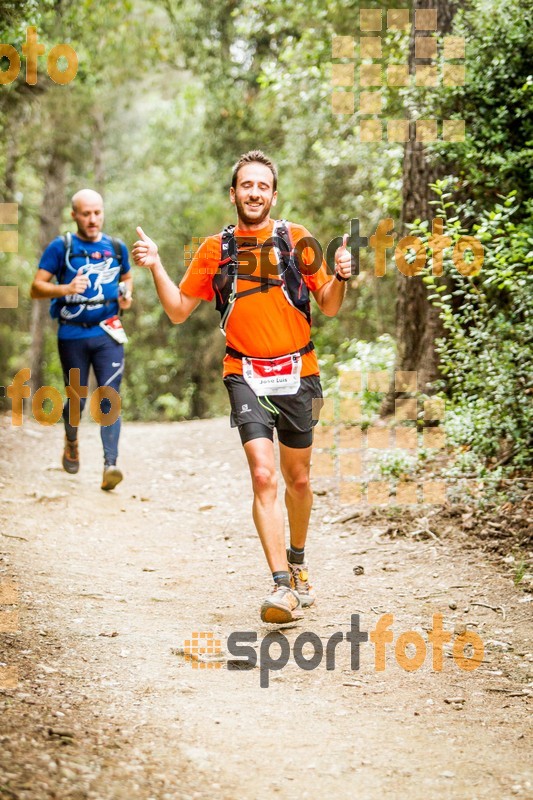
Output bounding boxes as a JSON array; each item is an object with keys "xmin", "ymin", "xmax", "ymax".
[
  {"xmin": 132, "ymin": 226, "xmax": 159, "ymax": 269},
  {"xmin": 67, "ymin": 268, "xmax": 90, "ymax": 295}
]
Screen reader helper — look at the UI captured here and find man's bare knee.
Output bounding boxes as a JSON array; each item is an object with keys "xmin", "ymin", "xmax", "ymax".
[
  {"xmin": 285, "ymin": 472, "xmax": 311, "ymax": 497},
  {"xmin": 252, "ymin": 465, "xmax": 278, "ymax": 496}
]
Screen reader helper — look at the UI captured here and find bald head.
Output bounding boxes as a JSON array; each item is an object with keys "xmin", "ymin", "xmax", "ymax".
[
  {"xmin": 71, "ymin": 189, "xmax": 103, "ymax": 212},
  {"xmin": 71, "ymin": 189, "xmax": 104, "ymax": 241}
]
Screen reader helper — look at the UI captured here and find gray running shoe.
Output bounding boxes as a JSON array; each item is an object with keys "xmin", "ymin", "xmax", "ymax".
[
  {"xmin": 101, "ymin": 465, "xmax": 123, "ymax": 491},
  {"xmin": 260, "ymin": 584, "xmax": 303, "ymax": 624},
  {"xmin": 287, "ymin": 550, "xmax": 316, "ymax": 608}
]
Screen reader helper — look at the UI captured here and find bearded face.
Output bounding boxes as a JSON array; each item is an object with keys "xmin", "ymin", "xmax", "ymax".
[{"xmin": 230, "ymin": 163, "xmax": 277, "ymax": 229}]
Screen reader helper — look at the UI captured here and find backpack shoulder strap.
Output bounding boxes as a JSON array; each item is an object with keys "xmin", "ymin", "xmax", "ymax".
[
  {"xmin": 57, "ymin": 232, "xmax": 71, "ymax": 285},
  {"xmin": 276, "ymin": 219, "xmax": 292, "ymax": 244},
  {"xmin": 273, "ymin": 219, "xmax": 294, "ymax": 265},
  {"xmin": 110, "ymin": 237, "xmax": 123, "ymax": 265},
  {"xmin": 219, "ymin": 225, "xmax": 237, "ymax": 270}
]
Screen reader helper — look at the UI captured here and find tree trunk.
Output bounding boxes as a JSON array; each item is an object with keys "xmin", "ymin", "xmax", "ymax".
[
  {"xmin": 92, "ymin": 107, "xmax": 106, "ymax": 195},
  {"xmin": 190, "ymin": 326, "xmax": 225, "ymax": 418},
  {"xmin": 3, "ymin": 131, "xmax": 18, "ymax": 203},
  {"xmin": 382, "ymin": 0, "xmax": 457, "ymax": 412},
  {"xmin": 29, "ymin": 149, "xmax": 67, "ymax": 394}
]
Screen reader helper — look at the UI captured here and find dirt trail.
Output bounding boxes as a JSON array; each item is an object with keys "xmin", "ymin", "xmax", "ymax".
[{"xmin": 0, "ymin": 415, "xmax": 531, "ymax": 800}]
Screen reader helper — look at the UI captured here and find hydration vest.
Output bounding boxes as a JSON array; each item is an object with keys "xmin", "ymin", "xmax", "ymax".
[
  {"xmin": 50, "ymin": 232, "xmax": 124, "ymax": 322},
  {"xmin": 212, "ymin": 220, "xmax": 312, "ymax": 337},
  {"xmin": 57, "ymin": 232, "xmax": 123, "ymax": 285}
]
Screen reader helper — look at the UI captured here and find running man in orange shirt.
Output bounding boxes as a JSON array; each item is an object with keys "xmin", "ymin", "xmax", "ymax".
[{"xmin": 133, "ymin": 151, "xmax": 352, "ymax": 623}]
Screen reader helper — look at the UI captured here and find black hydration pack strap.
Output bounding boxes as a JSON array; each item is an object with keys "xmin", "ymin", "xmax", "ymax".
[
  {"xmin": 225, "ymin": 341, "xmax": 315, "ymax": 360},
  {"xmin": 58, "ymin": 233, "xmax": 124, "ymax": 285},
  {"xmin": 233, "ymin": 274, "xmax": 284, "ymax": 300},
  {"xmin": 110, "ymin": 237, "xmax": 123, "ymax": 264}
]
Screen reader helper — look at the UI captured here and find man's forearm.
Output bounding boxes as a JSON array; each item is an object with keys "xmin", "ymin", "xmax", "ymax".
[
  {"xmin": 320, "ymin": 277, "xmax": 347, "ymax": 316},
  {"xmin": 121, "ymin": 275, "xmax": 133, "ymax": 298},
  {"xmin": 149, "ymin": 257, "xmax": 188, "ymax": 323},
  {"xmin": 30, "ymin": 280, "xmax": 69, "ymax": 300}
]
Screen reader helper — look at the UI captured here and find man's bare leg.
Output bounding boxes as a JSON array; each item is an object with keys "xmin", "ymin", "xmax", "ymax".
[
  {"xmin": 243, "ymin": 437, "xmax": 287, "ymax": 573},
  {"xmin": 279, "ymin": 442, "xmax": 316, "ymax": 607},
  {"xmin": 243, "ymin": 437, "xmax": 302, "ymax": 622},
  {"xmin": 279, "ymin": 442, "xmax": 313, "ymax": 549}
]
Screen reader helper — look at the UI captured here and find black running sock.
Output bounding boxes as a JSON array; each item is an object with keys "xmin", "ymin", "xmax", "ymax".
[
  {"xmin": 272, "ymin": 571, "xmax": 291, "ymax": 588},
  {"xmin": 288, "ymin": 545, "xmax": 305, "ymax": 565}
]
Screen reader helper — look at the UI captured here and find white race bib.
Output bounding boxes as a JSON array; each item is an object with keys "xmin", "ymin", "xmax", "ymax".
[
  {"xmin": 99, "ymin": 315, "xmax": 128, "ymax": 344},
  {"xmin": 242, "ymin": 353, "xmax": 302, "ymax": 396}
]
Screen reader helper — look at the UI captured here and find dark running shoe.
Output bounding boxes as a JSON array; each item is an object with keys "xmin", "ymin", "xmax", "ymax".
[{"xmin": 62, "ymin": 437, "xmax": 79, "ymax": 474}]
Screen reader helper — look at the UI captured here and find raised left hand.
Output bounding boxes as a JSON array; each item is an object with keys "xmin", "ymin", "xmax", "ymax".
[{"xmin": 334, "ymin": 233, "xmax": 352, "ymax": 281}]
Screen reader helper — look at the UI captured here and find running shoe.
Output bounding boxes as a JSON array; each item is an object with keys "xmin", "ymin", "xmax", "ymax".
[
  {"xmin": 62, "ymin": 437, "xmax": 79, "ymax": 474},
  {"xmin": 287, "ymin": 550, "xmax": 316, "ymax": 608},
  {"xmin": 101, "ymin": 465, "xmax": 123, "ymax": 491},
  {"xmin": 260, "ymin": 584, "xmax": 303, "ymax": 624}
]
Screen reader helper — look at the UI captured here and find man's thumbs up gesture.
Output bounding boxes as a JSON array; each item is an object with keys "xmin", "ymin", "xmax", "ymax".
[
  {"xmin": 132, "ymin": 227, "xmax": 159, "ymax": 270},
  {"xmin": 334, "ymin": 233, "xmax": 352, "ymax": 282}
]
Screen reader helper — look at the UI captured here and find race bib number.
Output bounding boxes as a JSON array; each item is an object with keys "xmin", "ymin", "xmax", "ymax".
[
  {"xmin": 99, "ymin": 315, "xmax": 128, "ymax": 344},
  {"xmin": 242, "ymin": 353, "xmax": 302, "ymax": 396}
]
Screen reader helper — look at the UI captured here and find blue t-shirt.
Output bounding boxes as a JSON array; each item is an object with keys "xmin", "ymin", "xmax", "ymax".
[{"xmin": 39, "ymin": 233, "xmax": 131, "ymax": 340}]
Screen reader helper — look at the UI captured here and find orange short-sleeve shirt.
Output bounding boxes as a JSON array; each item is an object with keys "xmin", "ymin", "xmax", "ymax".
[{"xmin": 179, "ymin": 219, "xmax": 332, "ymax": 377}]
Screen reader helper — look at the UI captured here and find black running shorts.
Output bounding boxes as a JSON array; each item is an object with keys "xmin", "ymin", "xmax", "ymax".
[{"xmin": 223, "ymin": 374, "xmax": 323, "ymax": 449}]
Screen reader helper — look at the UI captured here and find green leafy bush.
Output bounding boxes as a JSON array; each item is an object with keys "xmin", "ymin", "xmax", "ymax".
[{"xmin": 417, "ymin": 183, "xmax": 533, "ymax": 469}]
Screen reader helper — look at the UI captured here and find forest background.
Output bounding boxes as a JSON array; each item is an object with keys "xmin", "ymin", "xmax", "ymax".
[{"xmin": 0, "ymin": 0, "xmax": 531, "ymax": 497}]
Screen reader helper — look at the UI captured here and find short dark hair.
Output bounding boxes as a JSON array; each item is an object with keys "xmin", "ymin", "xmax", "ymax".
[{"xmin": 231, "ymin": 150, "xmax": 278, "ymax": 191}]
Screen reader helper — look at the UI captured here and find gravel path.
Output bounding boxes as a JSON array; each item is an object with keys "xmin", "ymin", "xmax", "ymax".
[{"xmin": 0, "ymin": 416, "xmax": 531, "ymax": 799}]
